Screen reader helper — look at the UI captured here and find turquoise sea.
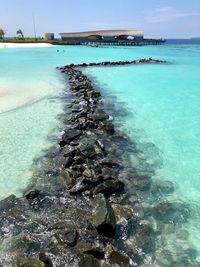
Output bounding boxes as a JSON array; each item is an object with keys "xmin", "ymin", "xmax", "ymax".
[{"xmin": 0, "ymin": 43, "xmax": 200, "ymax": 263}]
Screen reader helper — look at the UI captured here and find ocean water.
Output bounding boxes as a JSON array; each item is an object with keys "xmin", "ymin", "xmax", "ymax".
[
  {"xmin": 1, "ymin": 44, "xmax": 200, "ymax": 263},
  {"xmin": 83, "ymin": 44, "xmax": 200, "ymax": 259}
]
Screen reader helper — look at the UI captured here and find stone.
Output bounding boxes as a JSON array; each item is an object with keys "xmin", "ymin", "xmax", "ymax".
[
  {"xmin": 78, "ymin": 142, "xmax": 96, "ymax": 158},
  {"xmin": 76, "ymin": 241, "xmax": 105, "ymax": 259},
  {"xmin": 105, "ymin": 245, "xmax": 131, "ymax": 267},
  {"xmin": 99, "ymin": 157, "xmax": 120, "ymax": 167},
  {"xmin": 88, "ymin": 110, "xmax": 109, "ymax": 122},
  {"xmin": 60, "ymin": 170, "xmax": 75, "ymax": 189},
  {"xmin": 59, "ymin": 129, "xmax": 82, "ymax": 146},
  {"xmin": 12, "ymin": 258, "xmax": 45, "ymax": 267},
  {"xmin": 25, "ymin": 189, "xmax": 40, "ymax": 203},
  {"xmin": 94, "ymin": 180, "xmax": 124, "ymax": 197},
  {"xmin": 126, "ymin": 220, "xmax": 154, "ymax": 254},
  {"xmin": 91, "ymin": 194, "xmax": 116, "ymax": 237},
  {"xmin": 132, "ymin": 175, "xmax": 151, "ymax": 191},
  {"xmin": 151, "ymin": 179, "xmax": 175, "ymax": 195},
  {"xmin": 111, "ymin": 204, "xmax": 133, "ymax": 223},
  {"xmin": 153, "ymin": 202, "xmax": 190, "ymax": 223},
  {"xmin": 79, "ymin": 254, "xmax": 100, "ymax": 267},
  {"xmin": 99, "ymin": 122, "xmax": 115, "ymax": 134},
  {"xmin": 55, "ymin": 223, "xmax": 77, "ymax": 247}
]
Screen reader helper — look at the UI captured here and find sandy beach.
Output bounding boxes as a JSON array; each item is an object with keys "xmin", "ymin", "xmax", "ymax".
[{"xmin": 0, "ymin": 42, "xmax": 52, "ymax": 49}]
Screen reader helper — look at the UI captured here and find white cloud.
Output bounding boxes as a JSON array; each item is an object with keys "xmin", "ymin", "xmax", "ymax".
[{"xmin": 146, "ymin": 5, "xmax": 200, "ymax": 23}]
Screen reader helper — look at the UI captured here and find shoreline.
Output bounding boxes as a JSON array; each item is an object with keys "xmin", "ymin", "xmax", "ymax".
[
  {"xmin": 0, "ymin": 59, "xmax": 198, "ymax": 266},
  {"xmin": 0, "ymin": 42, "xmax": 52, "ymax": 49}
]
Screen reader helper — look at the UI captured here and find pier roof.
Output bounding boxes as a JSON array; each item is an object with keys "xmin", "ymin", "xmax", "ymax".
[{"xmin": 59, "ymin": 30, "xmax": 144, "ymax": 38}]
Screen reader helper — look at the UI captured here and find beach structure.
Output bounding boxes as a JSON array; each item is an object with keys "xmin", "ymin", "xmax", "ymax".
[
  {"xmin": 58, "ymin": 30, "xmax": 165, "ymax": 46},
  {"xmin": 45, "ymin": 33, "xmax": 55, "ymax": 41}
]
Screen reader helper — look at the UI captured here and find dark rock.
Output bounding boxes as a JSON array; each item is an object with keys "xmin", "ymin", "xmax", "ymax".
[
  {"xmin": 39, "ymin": 253, "xmax": 53, "ymax": 267},
  {"xmin": 78, "ymin": 142, "xmax": 96, "ymax": 158},
  {"xmin": 61, "ymin": 146, "xmax": 76, "ymax": 158},
  {"xmin": 111, "ymin": 204, "xmax": 133, "ymax": 223},
  {"xmin": 99, "ymin": 157, "xmax": 120, "ymax": 167},
  {"xmin": 99, "ymin": 122, "xmax": 115, "ymax": 134},
  {"xmin": 59, "ymin": 129, "xmax": 82, "ymax": 146},
  {"xmin": 65, "ymin": 156, "xmax": 74, "ymax": 168},
  {"xmin": 126, "ymin": 220, "xmax": 154, "ymax": 255},
  {"xmin": 105, "ymin": 245, "xmax": 131, "ymax": 267},
  {"xmin": 153, "ymin": 202, "xmax": 190, "ymax": 223},
  {"xmin": 76, "ymin": 241, "xmax": 105, "ymax": 259},
  {"xmin": 60, "ymin": 169, "xmax": 75, "ymax": 189},
  {"xmin": 88, "ymin": 110, "xmax": 109, "ymax": 122},
  {"xmin": 132, "ymin": 175, "xmax": 151, "ymax": 190},
  {"xmin": 69, "ymin": 178, "xmax": 90, "ymax": 195},
  {"xmin": 55, "ymin": 223, "xmax": 77, "ymax": 247},
  {"xmin": 151, "ymin": 179, "xmax": 175, "ymax": 195},
  {"xmin": 79, "ymin": 254, "xmax": 100, "ymax": 267},
  {"xmin": 25, "ymin": 189, "xmax": 40, "ymax": 203},
  {"xmin": 12, "ymin": 258, "xmax": 45, "ymax": 267},
  {"xmin": 91, "ymin": 194, "xmax": 116, "ymax": 237},
  {"xmin": 94, "ymin": 180, "xmax": 124, "ymax": 197}
]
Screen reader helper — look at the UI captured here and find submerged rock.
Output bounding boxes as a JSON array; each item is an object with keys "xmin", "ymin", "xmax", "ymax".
[
  {"xmin": 12, "ymin": 258, "xmax": 45, "ymax": 267},
  {"xmin": 91, "ymin": 194, "xmax": 116, "ymax": 237},
  {"xmin": 55, "ymin": 223, "xmax": 77, "ymax": 247},
  {"xmin": 105, "ymin": 245, "xmax": 131, "ymax": 267},
  {"xmin": 94, "ymin": 179, "xmax": 124, "ymax": 197},
  {"xmin": 153, "ymin": 202, "xmax": 190, "ymax": 223}
]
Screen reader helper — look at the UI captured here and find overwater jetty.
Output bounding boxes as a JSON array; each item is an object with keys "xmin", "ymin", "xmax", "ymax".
[
  {"xmin": 0, "ymin": 59, "xmax": 198, "ymax": 267},
  {"xmin": 46, "ymin": 30, "xmax": 165, "ymax": 46}
]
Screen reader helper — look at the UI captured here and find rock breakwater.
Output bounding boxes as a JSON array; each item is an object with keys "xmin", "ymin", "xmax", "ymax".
[{"xmin": 0, "ymin": 59, "xmax": 199, "ymax": 267}]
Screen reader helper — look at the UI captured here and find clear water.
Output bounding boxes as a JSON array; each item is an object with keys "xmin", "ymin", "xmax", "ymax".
[
  {"xmin": 1, "ymin": 44, "xmax": 200, "ymax": 261},
  {"xmin": 83, "ymin": 44, "xmax": 200, "ymax": 258}
]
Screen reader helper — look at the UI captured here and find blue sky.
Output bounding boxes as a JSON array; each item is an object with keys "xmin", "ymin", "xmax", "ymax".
[{"xmin": 1, "ymin": 0, "xmax": 200, "ymax": 38}]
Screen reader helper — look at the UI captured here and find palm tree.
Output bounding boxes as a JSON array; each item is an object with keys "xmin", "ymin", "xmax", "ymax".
[
  {"xmin": 16, "ymin": 29, "xmax": 24, "ymax": 38},
  {"xmin": 0, "ymin": 28, "xmax": 6, "ymax": 39}
]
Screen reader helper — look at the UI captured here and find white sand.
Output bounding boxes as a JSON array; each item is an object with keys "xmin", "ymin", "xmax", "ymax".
[{"xmin": 0, "ymin": 42, "xmax": 52, "ymax": 49}]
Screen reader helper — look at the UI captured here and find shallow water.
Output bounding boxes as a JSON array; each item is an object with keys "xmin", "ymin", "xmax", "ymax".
[
  {"xmin": 83, "ymin": 44, "xmax": 200, "ymax": 259},
  {"xmin": 1, "ymin": 44, "xmax": 200, "ymax": 262}
]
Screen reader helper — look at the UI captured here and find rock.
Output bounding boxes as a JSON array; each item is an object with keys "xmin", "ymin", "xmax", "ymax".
[
  {"xmin": 65, "ymin": 156, "xmax": 74, "ymax": 168},
  {"xmin": 55, "ymin": 223, "xmax": 77, "ymax": 247},
  {"xmin": 111, "ymin": 204, "xmax": 133, "ymax": 223},
  {"xmin": 91, "ymin": 194, "xmax": 116, "ymax": 237},
  {"xmin": 132, "ymin": 175, "xmax": 151, "ymax": 190},
  {"xmin": 0, "ymin": 194, "xmax": 18, "ymax": 211},
  {"xmin": 126, "ymin": 220, "xmax": 154, "ymax": 254},
  {"xmin": 69, "ymin": 178, "xmax": 90, "ymax": 195},
  {"xmin": 76, "ymin": 241, "xmax": 105, "ymax": 259},
  {"xmin": 24, "ymin": 189, "xmax": 40, "ymax": 203},
  {"xmin": 79, "ymin": 254, "xmax": 100, "ymax": 267},
  {"xmin": 59, "ymin": 129, "xmax": 82, "ymax": 146},
  {"xmin": 88, "ymin": 110, "xmax": 109, "ymax": 122},
  {"xmin": 12, "ymin": 258, "xmax": 45, "ymax": 267},
  {"xmin": 99, "ymin": 157, "xmax": 120, "ymax": 167},
  {"xmin": 151, "ymin": 179, "xmax": 175, "ymax": 195},
  {"xmin": 105, "ymin": 245, "xmax": 131, "ymax": 267},
  {"xmin": 99, "ymin": 122, "xmax": 115, "ymax": 134},
  {"xmin": 94, "ymin": 180, "xmax": 124, "ymax": 197},
  {"xmin": 60, "ymin": 169, "xmax": 75, "ymax": 189},
  {"xmin": 78, "ymin": 142, "xmax": 96, "ymax": 158},
  {"xmin": 153, "ymin": 202, "xmax": 190, "ymax": 223}
]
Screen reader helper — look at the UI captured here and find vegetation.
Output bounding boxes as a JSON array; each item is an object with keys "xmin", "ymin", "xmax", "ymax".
[
  {"xmin": 16, "ymin": 29, "xmax": 24, "ymax": 38},
  {"xmin": 0, "ymin": 28, "xmax": 6, "ymax": 39}
]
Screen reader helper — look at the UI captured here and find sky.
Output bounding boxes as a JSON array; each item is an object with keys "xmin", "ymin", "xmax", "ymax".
[{"xmin": 0, "ymin": 0, "xmax": 200, "ymax": 38}]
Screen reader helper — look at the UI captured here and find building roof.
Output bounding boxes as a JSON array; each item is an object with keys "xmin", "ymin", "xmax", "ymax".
[{"xmin": 59, "ymin": 30, "xmax": 144, "ymax": 38}]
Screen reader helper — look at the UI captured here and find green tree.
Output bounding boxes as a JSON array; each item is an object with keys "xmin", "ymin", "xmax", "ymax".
[
  {"xmin": 0, "ymin": 28, "xmax": 6, "ymax": 39},
  {"xmin": 16, "ymin": 29, "xmax": 24, "ymax": 38}
]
